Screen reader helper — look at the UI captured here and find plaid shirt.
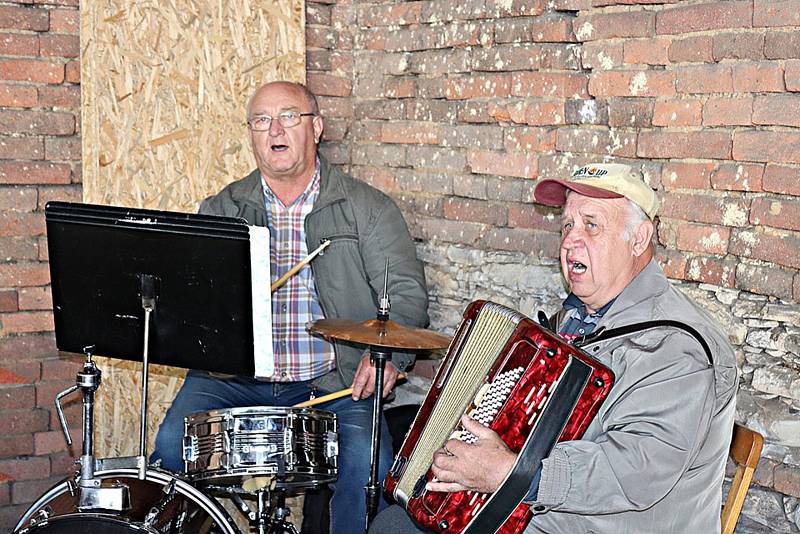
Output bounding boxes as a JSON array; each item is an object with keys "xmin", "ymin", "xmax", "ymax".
[
  {"xmin": 262, "ymin": 159, "xmax": 336, "ymax": 382},
  {"xmin": 558, "ymin": 293, "xmax": 615, "ymax": 341}
]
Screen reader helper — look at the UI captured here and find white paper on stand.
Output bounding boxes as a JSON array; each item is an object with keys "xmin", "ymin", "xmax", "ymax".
[{"xmin": 249, "ymin": 225, "xmax": 273, "ymax": 378}]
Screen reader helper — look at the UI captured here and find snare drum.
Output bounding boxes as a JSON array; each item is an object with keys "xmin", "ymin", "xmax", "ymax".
[
  {"xmin": 183, "ymin": 406, "xmax": 338, "ymax": 489},
  {"xmin": 13, "ymin": 468, "xmax": 238, "ymax": 534}
]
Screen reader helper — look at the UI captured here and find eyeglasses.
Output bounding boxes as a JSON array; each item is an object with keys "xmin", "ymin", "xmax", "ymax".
[{"xmin": 247, "ymin": 111, "xmax": 316, "ymax": 131}]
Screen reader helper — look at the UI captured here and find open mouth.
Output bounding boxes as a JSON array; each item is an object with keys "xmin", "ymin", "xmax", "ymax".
[
  {"xmin": 570, "ymin": 261, "xmax": 587, "ymax": 274},
  {"xmin": 271, "ymin": 144, "xmax": 289, "ymax": 152}
]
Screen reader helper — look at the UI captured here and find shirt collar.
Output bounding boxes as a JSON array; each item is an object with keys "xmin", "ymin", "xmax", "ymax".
[{"xmin": 563, "ymin": 293, "xmax": 616, "ymax": 321}]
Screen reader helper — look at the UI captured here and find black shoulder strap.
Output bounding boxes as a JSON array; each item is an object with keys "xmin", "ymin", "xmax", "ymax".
[{"xmin": 572, "ymin": 320, "xmax": 714, "ymax": 367}]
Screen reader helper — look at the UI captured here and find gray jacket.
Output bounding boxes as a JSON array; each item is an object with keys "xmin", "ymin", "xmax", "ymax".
[
  {"xmin": 199, "ymin": 155, "xmax": 430, "ymax": 392},
  {"xmin": 528, "ymin": 259, "xmax": 738, "ymax": 534}
]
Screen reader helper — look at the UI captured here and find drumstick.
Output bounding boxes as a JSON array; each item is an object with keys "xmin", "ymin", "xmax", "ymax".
[
  {"xmin": 293, "ymin": 373, "xmax": 408, "ymax": 408},
  {"xmin": 270, "ymin": 240, "xmax": 330, "ymax": 293}
]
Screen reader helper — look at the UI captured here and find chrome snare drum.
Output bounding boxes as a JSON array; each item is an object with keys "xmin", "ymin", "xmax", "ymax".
[{"xmin": 183, "ymin": 406, "xmax": 338, "ymax": 489}]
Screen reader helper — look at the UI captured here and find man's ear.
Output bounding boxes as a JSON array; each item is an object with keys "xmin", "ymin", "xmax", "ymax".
[
  {"xmin": 313, "ymin": 115, "xmax": 324, "ymax": 144},
  {"xmin": 631, "ymin": 220, "xmax": 654, "ymax": 257}
]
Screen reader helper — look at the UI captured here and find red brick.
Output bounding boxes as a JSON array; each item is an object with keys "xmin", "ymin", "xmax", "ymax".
[
  {"xmin": 787, "ymin": 59, "xmax": 800, "ymax": 91},
  {"xmin": 49, "ymin": 8, "xmax": 78, "ymax": 33},
  {"xmin": 359, "ymin": 3, "xmax": 411, "ymax": 28},
  {"xmin": 0, "ymin": 5, "xmax": 48, "ymax": 31},
  {"xmin": 508, "ymin": 203, "xmax": 561, "ymax": 232},
  {"xmin": 0, "ymin": 135, "xmax": 43, "ymax": 160},
  {"xmin": 675, "ymin": 64, "xmax": 733, "ymax": 94},
  {"xmin": 50, "ymin": 450, "xmax": 80, "ymax": 478},
  {"xmin": 608, "ymin": 97, "xmax": 653, "ymax": 127},
  {"xmin": 754, "ymin": 0, "xmax": 800, "ymax": 27},
  {"xmin": 512, "ymin": 72, "xmax": 588, "ymax": 98},
  {"xmin": 0, "ymin": 236, "xmax": 38, "ymax": 261},
  {"xmin": 0, "ymin": 290, "xmax": 16, "ymax": 312},
  {"xmin": 661, "ymin": 162, "xmax": 714, "ymax": 189},
  {"xmin": 736, "ymin": 263, "xmax": 794, "ymax": 299},
  {"xmin": 64, "ymin": 60, "xmax": 79, "ymax": 83},
  {"xmin": 39, "ymin": 356, "xmax": 81, "ymax": 382},
  {"xmin": 10, "ymin": 475, "xmax": 68, "ymax": 506},
  {"xmin": 472, "ymin": 44, "xmax": 540, "ymax": 72},
  {"xmin": 0, "ymin": 333, "xmax": 56, "ymax": 362},
  {"xmin": 0, "ymin": 161, "xmax": 71, "ymax": 184},
  {"xmin": 624, "ymin": 38, "xmax": 670, "ymax": 66},
  {"xmin": 574, "ymin": 11, "xmax": 654, "ymax": 41},
  {"xmin": 444, "ymin": 73, "xmax": 511, "ymax": 100},
  {"xmin": 581, "ymin": 41, "xmax": 623, "ymax": 71},
  {"xmin": 660, "ymin": 192, "xmax": 749, "ymax": 227},
  {"xmin": 0, "ymin": 435, "xmax": 32, "ymax": 459},
  {"xmin": 307, "ymin": 72, "xmax": 351, "ymax": 97},
  {"xmin": 685, "ymin": 256, "xmax": 736, "ymax": 286},
  {"xmin": 414, "ymin": 216, "xmax": 485, "ymax": 245},
  {"xmin": 0, "ymin": 455, "xmax": 49, "ymax": 481},
  {"xmin": 486, "ymin": 0, "xmax": 545, "ymax": 16},
  {"xmin": 481, "ymin": 227, "xmax": 559, "ymax": 256},
  {"xmin": 753, "ymin": 95, "xmax": 800, "ymax": 127},
  {"xmin": 468, "ymin": 149, "xmax": 537, "ymax": 179},
  {"xmin": 380, "ymin": 121, "xmax": 440, "ymax": 145},
  {"xmin": 711, "ymin": 163, "xmax": 764, "ymax": 192},
  {"xmin": 796, "ymin": 274, "xmax": 800, "ymax": 302},
  {"xmin": 1, "ymin": 310, "xmax": 54, "ymax": 334},
  {"xmin": 504, "ymin": 127, "xmax": 556, "ymax": 153},
  {"xmin": 0, "ymin": 59, "xmax": 64, "ymax": 84},
  {"xmin": 713, "ymin": 32, "xmax": 765, "ymax": 61},
  {"xmin": 652, "ymin": 98, "xmax": 702, "ymax": 126},
  {"xmin": 589, "ymin": 70, "xmax": 675, "ymax": 97},
  {"xmin": 639, "ymin": 131, "xmax": 731, "ymax": 160},
  {"xmin": 657, "ymin": 1, "xmax": 752, "ymax": 35},
  {"xmin": 0, "ymin": 110, "xmax": 74, "ymax": 135},
  {"xmin": 555, "ymin": 127, "xmax": 636, "ymax": 157},
  {"xmin": 33, "ymin": 0, "xmax": 78, "ymax": 5},
  {"xmin": 527, "ymin": 14, "xmax": 576, "ymax": 43},
  {"xmin": 0, "ymin": 384, "xmax": 34, "ymax": 410},
  {"xmin": 17, "ymin": 286, "xmax": 49, "ymax": 310},
  {"xmin": 0, "ymin": 32, "xmax": 37, "ymax": 56},
  {"xmin": 676, "ymin": 222, "xmax": 730, "ymax": 254},
  {"xmin": 38, "ymin": 33, "xmax": 79, "ymax": 59},
  {"xmin": 384, "ymin": 77, "xmax": 416, "ymax": 98},
  {"xmin": 669, "ymin": 36, "xmax": 713, "ymax": 63},
  {"xmin": 0, "ymin": 84, "xmax": 36, "ymax": 108},
  {"xmin": 36, "ymin": 185, "xmax": 80, "ymax": 208},
  {"xmin": 443, "ymin": 198, "xmax": 507, "ymax": 226},
  {"xmin": 0, "ymin": 211, "xmax": 45, "ymax": 237},
  {"xmin": 405, "ymin": 100, "xmax": 454, "ymax": 122},
  {"xmin": 765, "ymin": 31, "xmax": 800, "ymax": 59},
  {"xmin": 44, "ymin": 137, "xmax": 79, "ymax": 160},
  {"xmin": 488, "ymin": 100, "xmax": 565, "ymax": 126},
  {"xmin": 731, "ymin": 228, "xmax": 800, "ymax": 269},
  {"xmin": 0, "ymin": 408, "xmax": 48, "ymax": 436},
  {"xmin": 703, "ymin": 97, "xmax": 753, "ymax": 126},
  {"xmin": 763, "ymin": 164, "xmax": 800, "ymax": 195},
  {"xmin": 733, "ymin": 61, "xmax": 785, "ymax": 92},
  {"xmin": 0, "ymin": 262, "xmax": 50, "ymax": 287},
  {"xmin": 420, "ymin": 1, "xmax": 488, "ymax": 23},
  {"xmin": 734, "ymin": 131, "xmax": 800, "ymax": 164},
  {"xmin": 751, "ymin": 197, "xmax": 800, "ymax": 232},
  {"xmin": 35, "ymin": 428, "xmax": 80, "ymax": 455},
  {"xmin": 441, "ymin": 124, "xmax": 503, "ymax": 150},
  {"xmin": 4, "ymin": 360, "xmax": 40, "ymax": 383}
]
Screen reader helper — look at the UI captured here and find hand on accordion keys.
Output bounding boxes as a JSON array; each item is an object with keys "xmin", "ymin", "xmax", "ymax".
[{"xmin": 426, "ymin": 414, "xmax": 517, "ymax": 494}]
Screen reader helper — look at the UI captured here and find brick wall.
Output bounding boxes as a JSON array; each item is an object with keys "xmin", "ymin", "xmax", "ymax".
[
  {"xmin": 306, "ymin": 1, "xmax": 800, "ymax": 532},
  {"xmin": 0, "ymin": 0, "xmax": 82, "ymax": 529},
  {"xmin": 1, "ymin": 0, "xmax": 798, "ymax": 532}
]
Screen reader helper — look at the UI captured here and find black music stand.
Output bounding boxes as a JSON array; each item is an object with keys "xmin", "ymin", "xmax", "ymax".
[{"xmin": 46, "ymin": 201, "xmax": 271, "ymax": 480}]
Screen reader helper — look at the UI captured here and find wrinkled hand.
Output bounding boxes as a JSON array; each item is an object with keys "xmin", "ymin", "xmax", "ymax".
[
  {"xmin": 350, "ymin": 354, "xmax": 399, "ymax": 400},
  {"xmin": 426, "ymin": 415, "xmax": 516, "ymax": 494}
]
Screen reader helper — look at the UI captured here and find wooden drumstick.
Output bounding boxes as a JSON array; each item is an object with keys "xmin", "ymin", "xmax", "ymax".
[
  {"xmin": 293, "ymin": 373, "xmax": 408, "ymax": 408},
  {"xmin": 270, "ymin": 240, "xmax": 330, "ymax": 293}
]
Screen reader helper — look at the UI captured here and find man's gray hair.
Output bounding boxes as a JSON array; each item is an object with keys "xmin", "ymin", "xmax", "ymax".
[{"xmin": 622, "ymin": 199, "xmax": 649, "ymax": 242}]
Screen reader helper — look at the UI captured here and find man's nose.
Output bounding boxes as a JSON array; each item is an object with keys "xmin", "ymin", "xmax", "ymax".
[
  {"xmin": 561, "ymin": 227, "xmax": 583, "ymax": 247},
  {"xmin": 268, "ymin": 118, "xmax": 285, "ymax": 136}
]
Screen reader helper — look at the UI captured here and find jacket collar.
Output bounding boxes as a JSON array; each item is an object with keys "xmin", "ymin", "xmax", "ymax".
[{"xmin": 597, "ymin": 258, "xmax": 667, "ymax": 327}]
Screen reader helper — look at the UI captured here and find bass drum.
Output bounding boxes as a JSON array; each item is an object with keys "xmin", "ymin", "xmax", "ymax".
[{"xmin": 13, "ymin": 468, "xmax": 239, "ymax": 534}]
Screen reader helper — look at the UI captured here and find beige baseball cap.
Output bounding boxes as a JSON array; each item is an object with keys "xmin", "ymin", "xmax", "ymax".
[{"xmin": 534, "ymin": 163, "xmax": 660, "ymax": 219}]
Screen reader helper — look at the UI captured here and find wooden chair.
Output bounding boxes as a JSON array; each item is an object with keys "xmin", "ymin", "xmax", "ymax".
[{"xmin": 721, "ymin": 423, "xmax": 764, "ymax": 534}]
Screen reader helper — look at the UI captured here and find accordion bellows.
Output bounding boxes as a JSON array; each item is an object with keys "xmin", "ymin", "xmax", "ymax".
[{"xmin": 384, "ymin": 301, "xmax": 615, "ymax": 534}]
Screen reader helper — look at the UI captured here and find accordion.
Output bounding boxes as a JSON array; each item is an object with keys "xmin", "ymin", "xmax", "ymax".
[{"xmin": 384, "ymin": 300, "xmax": 615, "ymax": 534}]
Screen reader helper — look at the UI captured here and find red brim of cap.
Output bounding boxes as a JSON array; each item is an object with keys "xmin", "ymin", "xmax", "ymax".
[{"xmin": 534, "ymin": 178, "xmax": 624, "ymax": 206}]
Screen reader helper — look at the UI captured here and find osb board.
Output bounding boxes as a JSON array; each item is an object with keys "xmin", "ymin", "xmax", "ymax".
[{"xmin": 79, "ymin": 0, "xmax": 305, "ymax": 458}]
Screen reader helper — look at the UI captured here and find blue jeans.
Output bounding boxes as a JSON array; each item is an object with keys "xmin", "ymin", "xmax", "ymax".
[{"xmin": 152, "ymin": 370, "xmax": 393, "ymax": 533}]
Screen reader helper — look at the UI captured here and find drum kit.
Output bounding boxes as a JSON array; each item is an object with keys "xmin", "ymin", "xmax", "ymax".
[{"xmin": 12, "ymin": 310, "xmax": 449, "ymax": 534}]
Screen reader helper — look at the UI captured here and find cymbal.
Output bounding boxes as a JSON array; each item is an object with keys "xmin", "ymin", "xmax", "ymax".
[{"xmin": 307, "ymin": 318, "xmax": 451, "ymax": 351}]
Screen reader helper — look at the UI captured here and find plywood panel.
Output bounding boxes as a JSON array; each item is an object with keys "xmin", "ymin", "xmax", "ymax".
[{"xmin": 79, "ymin": 0, "xmax": 305, "ymax": 458}]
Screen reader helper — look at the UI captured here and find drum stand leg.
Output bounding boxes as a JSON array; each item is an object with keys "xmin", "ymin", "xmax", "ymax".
[{"xmin": 246, "ymin": 489, "xmax": 297, "ymax": 534}]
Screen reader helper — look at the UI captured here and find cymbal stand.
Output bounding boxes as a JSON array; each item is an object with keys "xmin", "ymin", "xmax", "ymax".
[
  {"xmin": 365, "ymin": 259, "xmax": 392, "ymax": 531},
  {"xmin": 230, "ymin": 489, "xmax": 298, "ymax": 534},
  {"xmin": 136, "ymin": 273, "xmax": 157, "ymax": 480}
]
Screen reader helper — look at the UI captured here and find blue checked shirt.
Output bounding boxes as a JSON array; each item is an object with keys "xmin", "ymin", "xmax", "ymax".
[{"xmin": 262, "ymin": 159, "xmax": 336, "ymax": 382}]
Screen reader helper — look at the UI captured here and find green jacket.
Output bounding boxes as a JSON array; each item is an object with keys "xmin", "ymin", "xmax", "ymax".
[{"xmin": 199, "ymin": 155, "xmax": 430, "ymax": 392}]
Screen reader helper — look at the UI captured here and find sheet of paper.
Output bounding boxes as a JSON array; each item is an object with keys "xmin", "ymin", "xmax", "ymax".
[{"xmin": 249, "ymin": 225, "xmax": 273, "ymax": 378}]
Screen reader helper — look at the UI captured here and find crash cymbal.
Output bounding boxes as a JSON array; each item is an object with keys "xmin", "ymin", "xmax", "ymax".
[{"xmin": 307, "ymin": 318, "xmax": 451, "ymax": 351}]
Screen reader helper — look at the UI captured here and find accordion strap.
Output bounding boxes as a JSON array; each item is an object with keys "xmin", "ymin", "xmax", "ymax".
[{"xmin": 572, "ymin": 320, "xmax": 714, "ymax": 367}]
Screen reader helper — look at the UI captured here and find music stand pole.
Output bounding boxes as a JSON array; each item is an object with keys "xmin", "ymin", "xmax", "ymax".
[{"xmin": 137, "ymin": 274, "xmax": 157, "ymax": 480}]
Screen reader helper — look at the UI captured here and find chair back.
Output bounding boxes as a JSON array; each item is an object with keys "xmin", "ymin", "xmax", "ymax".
[{"xmin": 721, "ymin": 423, "xmax": 764, "ymax": 534}]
